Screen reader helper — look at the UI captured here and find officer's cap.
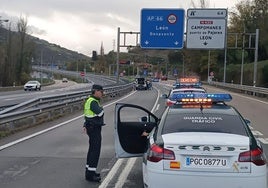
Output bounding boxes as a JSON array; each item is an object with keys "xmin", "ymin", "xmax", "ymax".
[{"xmin": 92, "ymin": 84, "xmax": 103, "ymax": 91}]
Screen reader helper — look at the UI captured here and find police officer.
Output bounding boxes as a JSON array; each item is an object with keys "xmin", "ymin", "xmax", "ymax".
[{"xmin": 84, "ymin": 84, "xmax": 105, "ymax": 182}]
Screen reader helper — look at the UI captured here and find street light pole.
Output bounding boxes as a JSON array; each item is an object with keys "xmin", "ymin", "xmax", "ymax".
[
  {"xmin": 116, "ymin": 27, "xmax": 120, "ymax": 84},
  {"xmin": 230, "ymin": 12, "xmax": 246, "ymax": 85},
  {"xmin": 76, "ymin": 60, "xmax": 78, "ymax": 79},
  {"xmin": 240, "ymin": 24, "xmax": 245, "ymax": 85},
  {"xmin": 40, "ymin": 50, "xmax": 43, "ymax": 84},
  {"xmin": 223, "ymin": 18, "xmax": 228, "ymax": 83},
  {"xmin": 253, "ymin": 29, "xmax": 259, "ymax": 87}
]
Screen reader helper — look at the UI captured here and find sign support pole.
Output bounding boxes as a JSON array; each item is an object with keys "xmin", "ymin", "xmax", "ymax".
[
  {"xmin": 253, "ymin": 29, "xmax": 259, "ymax": 87},
  {"xmin": 116, "ymin": 27, "xmax": 120, "ymax": 84}
]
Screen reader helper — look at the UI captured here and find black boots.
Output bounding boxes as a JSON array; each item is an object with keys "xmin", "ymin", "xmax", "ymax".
[{"xmin": 85, "ymin": 170, "xmax": 101, "ymax": 182}]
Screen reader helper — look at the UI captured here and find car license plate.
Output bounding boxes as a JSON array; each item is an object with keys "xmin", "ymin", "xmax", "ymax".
[{"xmin": 185, "ymin": 156, "xmax": 228, "ymax": 167}]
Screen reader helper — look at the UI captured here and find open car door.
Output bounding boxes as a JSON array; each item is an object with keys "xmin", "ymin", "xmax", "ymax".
[{"xmin": 115, "ymin": 103, "xmax": 159, "ymax": 158}]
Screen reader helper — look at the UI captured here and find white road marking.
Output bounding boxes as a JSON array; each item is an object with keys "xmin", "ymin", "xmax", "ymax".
[
  {"xmin": 99, "ymin": 88, "xmax": 161, "ymax": 187},
  {"xmin": 99, "ymin": 158, "xmax": 124, "ymax": 188},
  {"xmin": 114, "ymin": 158, "xmax": 137, "ymax": 188},
  {"xmin": 0, "ymin": 90, "xmax": 139, "ymax": 187},
  {"xmin": 252, "ymin": 130, "xmax": 264, "ymax": 136},
  {"xmin": 155, "ymin": 104, "xmax": 160, "ymax": 112},
  {"xmin": 0, "ymin": 91, "xmax": 136, "ymax": 151},
  {"xmin": 0, "ymin": 117, "xmax": 81, "ymax": 151},
  {"xmin": 257, "ymin": 138, "xmax": 268, "ymax": 145}
]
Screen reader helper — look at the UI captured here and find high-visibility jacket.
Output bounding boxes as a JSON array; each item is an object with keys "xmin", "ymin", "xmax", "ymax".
[
  {"xmin": 84, "ymin": 97, "xmax": 99, "ymax": 117},
  {"xmin": 84, "ymin": 96, "xmax": 104, "ymax": 126}
]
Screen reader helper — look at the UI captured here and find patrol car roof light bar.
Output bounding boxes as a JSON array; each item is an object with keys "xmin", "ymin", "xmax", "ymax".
[{"xmin": 172, "ymin": 93, "xmax": 232, "ymax": 104}]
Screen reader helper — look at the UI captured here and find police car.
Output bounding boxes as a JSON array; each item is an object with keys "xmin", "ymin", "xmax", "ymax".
[
  {"xmin": 163, "ymin": 86, "xmax": 206, "ymax": 106},
  {"xmin": 114, "ymin": 93, "xmax": 267, "ymax": 188},
  {"xmin": 173, "ymin": 77, "xmax": 202, "ymax": 89}
]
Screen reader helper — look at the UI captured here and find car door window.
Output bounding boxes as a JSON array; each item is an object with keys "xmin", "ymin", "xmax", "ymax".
[{"xmin": 117, "ymin": 105, "xmax": 157, "ymax": 154}]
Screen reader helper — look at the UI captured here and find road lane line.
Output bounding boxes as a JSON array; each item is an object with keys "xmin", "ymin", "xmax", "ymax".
[
  {"xmin": 252, "ymin": 130, "xmax": 264, "ymax": 136},
  {"xmin": 114, "ymin": 158, "xmax": 137, "ymax": 188},
  {"xmin": 206, "ymin": 86, "xmax": 268, "ymax": 145},
  {"xmin": 0, "ymin": 88, "xmax": 160, "ymax": 187},
  {"xmin": 0, "ymin": 116, "xmax": 81, "ymax": 151},
  {"xmin": 0, "ymin": 91, "xmax": 136, "ymax": 151},
  {"xmin": 100, "ymin": 88, "xmax": 161, "ymax": 187},
  {"xmin": 258, "ymin": 138, "xmax": 268, "ymax": 144},
  {"xmin": 99, "ymin": 158, "xmax": 124, "ymax": 188}
]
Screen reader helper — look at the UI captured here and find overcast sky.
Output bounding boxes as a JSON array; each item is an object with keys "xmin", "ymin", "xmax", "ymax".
[{"xmin": 0, "ymin": 0, "xmax": 240, "ymax": 56}]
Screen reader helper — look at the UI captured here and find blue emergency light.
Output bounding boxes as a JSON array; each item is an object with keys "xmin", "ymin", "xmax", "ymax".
[{"xmin": 170, "ymin": 93, "xmax": 232, "ymax": 102}]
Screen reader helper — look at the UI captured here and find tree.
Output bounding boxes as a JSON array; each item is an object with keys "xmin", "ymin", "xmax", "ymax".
[
  {"xmin": 0, "ymin": 15, "xmax": 35, "ymax": 86},
  {"xmin": 190, "ymin": 0, "xmax": 209, "ymax": 8},
  {"xmin": 229, "ymin": 0, "xmax": 268, "ymax": 62},
  {"xmin": 16, "ymin": 16, "xmax": 30, "ymax": 84}
]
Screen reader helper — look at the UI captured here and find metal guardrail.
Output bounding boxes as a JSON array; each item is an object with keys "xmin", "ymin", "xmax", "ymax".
[
  {"xmin": 165, "ymin": 78, "xmax": 268, "ymax": 97},
  {"xmin": 207, "ymin": 81, "xmax": 268, "ymax": 97},
  {"xmin": 0, "ymin": 83, "xmax": 134, "ymax": 133},
  {"xmin": 1, "ymin": 80, "xmax": 267, "ymax": 136}
]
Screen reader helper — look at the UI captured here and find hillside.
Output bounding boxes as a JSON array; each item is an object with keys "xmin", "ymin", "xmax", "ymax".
[{"xmin": 0, "ymin": 27, "xmax": 91, "ymax": 68}]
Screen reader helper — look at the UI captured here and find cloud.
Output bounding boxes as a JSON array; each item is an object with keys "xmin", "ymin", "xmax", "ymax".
[{"xmin": 0, "ymin": 0, "xmax": 238, "ymax": 55}]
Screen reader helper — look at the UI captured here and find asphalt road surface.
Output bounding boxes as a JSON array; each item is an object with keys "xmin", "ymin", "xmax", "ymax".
[{"xmin": 0, "ymin": 82, "xmax": 268, "ymax": 188}]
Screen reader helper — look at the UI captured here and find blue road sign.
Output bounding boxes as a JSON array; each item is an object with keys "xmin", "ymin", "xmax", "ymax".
[{"xmin": 140, "ymin": 8, "xmax": 185, "ymax": 49}]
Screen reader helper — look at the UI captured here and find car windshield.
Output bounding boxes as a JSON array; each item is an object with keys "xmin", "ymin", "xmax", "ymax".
[
  {"xmin": 27, "ymin": 81, "xmax": 37, "ymax": 84},
  {"xmin": 162, "ymin": 113, "xmax": 247, "ymax": 136},
  {"xmin": 136, "ymin": 78, "xmax": 145, "ymax": 84}
]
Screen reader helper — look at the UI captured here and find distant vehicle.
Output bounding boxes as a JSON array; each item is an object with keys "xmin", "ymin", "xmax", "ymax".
[
  {"xmin": 151, "ymin": 77, "xmax": 159, "ymax": 82},
  {"xmin": 173, "ymin": 77, "xmax": 202, "ymax": 89},
  {"xmin": 24, "ymin": 80, "xmax": 41, "ymax": 91},
  {"xmin": 163, "ymin": 87, "xmax": 206, "ymax": 106},
  {"xmin": 62, "ymin": 78, "xmax": 68, "ymax": 83},
  {"xmin": 115, "ymin": 93, "xmax": 267, "ymax": 188},
  {"xmin": 135, "ymin": 77, "xmax": 147, "ymax": 90},
  {"xmin": 161, "ymin": 75, "xmax": 168, "ymax": 81}
]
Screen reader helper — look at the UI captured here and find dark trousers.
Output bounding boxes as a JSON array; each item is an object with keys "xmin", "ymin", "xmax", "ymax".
[{"xmin": 86, "ymin": 125, "xmax": 102, "ymax": 171}]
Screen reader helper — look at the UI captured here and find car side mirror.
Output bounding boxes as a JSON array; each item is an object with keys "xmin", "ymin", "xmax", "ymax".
[{"xmin": 140, "ymin": 116, "xmax": 148, "ymax": 122}]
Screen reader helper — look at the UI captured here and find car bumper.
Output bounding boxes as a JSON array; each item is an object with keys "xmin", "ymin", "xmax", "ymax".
[
  {"xmin": 144, "ymin": 164, "xmax": 267, "ymax": 188},
  {"xmin": 24, "ymin": 87, "xmax": 35, "ymax": 90},
  {"xmin": 136, "ymin": 86, "xmax": 147, "ymax": 90}
]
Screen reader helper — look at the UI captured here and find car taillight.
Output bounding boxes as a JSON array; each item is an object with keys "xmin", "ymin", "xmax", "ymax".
[
  {"xmin": 166, "ymin": 100, "xmax": 175, "ymax": 106},
  {"xmin": 147, "ymin": 144, "xmax": 175, "ymax": 162},
  {"xmin": 238, "ymin": 147, "xmax": 267, "ymax": 166}
]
